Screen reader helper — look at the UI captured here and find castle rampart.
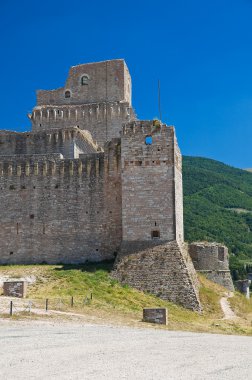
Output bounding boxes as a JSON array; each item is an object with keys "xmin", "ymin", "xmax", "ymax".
[
  {"xmin": 0, "ymin": 127, "xmax": 100, "ymax": 159},
  {"xmin": 0, "ymin": 140, "xmax": 121, "ymax": 264}
]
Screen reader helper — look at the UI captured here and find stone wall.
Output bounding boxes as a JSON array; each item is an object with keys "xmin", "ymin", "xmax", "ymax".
[
  {"xmin": 36, "ymin": 60, "xmax": 132, "ymax": 106},
  {"xmin": 189, "ymin": 242, "xmax": 234, "ymax": 291},
  {"xmin": 0, "ymin": 143, "xmax": 122, "ymax": 264},
  {"xmin": 113, "ymin": 241, "xmax": 201, "ymax": 311},
  {"xmin": 30, "ymin": 102, "xmax": 135, "ymax": 147},
  {"xmin": 120, "ymin": 121, "xmax": 182, "ymax": 242},
  {"xmin": 31, "ymin": 60, "xmax": 135, "ymax": 147},
  {"xmin": 174, "ymin": 135, "xmax": 184, "ymax": 243},
  {"xmin": 0, "ymin": 128, "xmax": 100, "ymax": 159}
]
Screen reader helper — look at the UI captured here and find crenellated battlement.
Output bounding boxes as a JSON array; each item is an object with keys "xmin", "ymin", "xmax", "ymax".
[
  {"xmin": 31, "ymin": 101, "xmax": 133, "ymax": 125},
  {"xmin": 30, "ymin": 101, "xmax": 135, "ymax": 147},
  {"xmin": 0, "ymin": 127, "xmax": 101, "ymax": 159},
  {"xmin": 122, "ymin": 120, "xmax": 174, "ymax": 136},
  {"xmin": 0, "ymin": 142, "xmax": 122, "ymax": 181}
]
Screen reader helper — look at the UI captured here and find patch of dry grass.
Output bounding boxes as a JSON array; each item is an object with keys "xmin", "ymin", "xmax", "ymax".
[{"xmin": 0, "ymin": 264, "xmax": 251, "ymax": 335}]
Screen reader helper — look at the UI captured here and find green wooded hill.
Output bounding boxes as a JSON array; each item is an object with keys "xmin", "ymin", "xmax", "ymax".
[{"xmin": 183, "ymin": 156, "xmax": 252, "ymax": 278}]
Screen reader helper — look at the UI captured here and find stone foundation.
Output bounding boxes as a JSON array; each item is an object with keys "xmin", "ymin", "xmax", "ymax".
[
  {"xmin": 198, "ymin": 270, "xmax": 234, "ymax": 291},
  {"xmin": 113, "ymin": 241, "xmax": 201, "ymax": 312}
]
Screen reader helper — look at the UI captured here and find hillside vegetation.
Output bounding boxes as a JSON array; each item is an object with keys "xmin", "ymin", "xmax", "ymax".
[
  {"xmin": 183, "ymin": 156, "xmax": 252, "ymax": 278},
  {"xmin": 0, "ymin": 264, "xmax": 251, "ymax": 335}
]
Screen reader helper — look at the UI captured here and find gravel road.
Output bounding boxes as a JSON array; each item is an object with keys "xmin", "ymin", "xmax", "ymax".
[{"xmin": 0, "ymin": 319, "xmax": 251, "ymax": 380}]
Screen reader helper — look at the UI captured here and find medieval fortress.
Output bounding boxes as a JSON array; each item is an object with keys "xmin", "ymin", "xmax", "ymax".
[{"xmin": 0, "ymin": 59, "xmax": 233, "ymax": 311}]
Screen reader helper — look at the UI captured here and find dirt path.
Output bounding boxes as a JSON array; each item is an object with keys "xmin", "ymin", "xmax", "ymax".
[{"xmin": 220, "ymin": 293, "xmax": 236, "ymax": 319}]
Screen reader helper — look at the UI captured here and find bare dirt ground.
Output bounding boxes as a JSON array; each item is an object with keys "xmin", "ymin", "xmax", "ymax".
[
  {"xmin": 220, "ymin": 292, "xmax": 237, "ymax": 320},
  {"xmin": 0, "ymin": 318, "xmax": 252, "ymax": 380}
]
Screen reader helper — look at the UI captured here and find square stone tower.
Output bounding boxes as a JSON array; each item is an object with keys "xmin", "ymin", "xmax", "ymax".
[
  {"xmin": 30, "ymin": 59, "xmax": 135, "ymax": 147},
  {"xmin": 120, "ymin": 120, "xmax": 184, "ymax": 244}
]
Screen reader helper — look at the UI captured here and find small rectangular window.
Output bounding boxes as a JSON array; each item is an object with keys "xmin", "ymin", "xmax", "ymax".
[
  {"xmin": 151, "ymin": 230, "xmax": 160, "ymax": 239},
  {"xmin": 218, "ymin": 247, "xmax": 225, "ymax": 261}
]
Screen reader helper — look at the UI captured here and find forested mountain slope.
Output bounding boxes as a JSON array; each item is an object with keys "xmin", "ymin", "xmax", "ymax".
[{"xmin": 183, "ymin": 156, "xmax": 252, "ymax": 277}]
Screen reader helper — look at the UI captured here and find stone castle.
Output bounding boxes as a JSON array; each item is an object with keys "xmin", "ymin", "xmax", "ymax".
[{"xmin": 0, "ymin": 59, "xmax": 233, "ymax": 311}]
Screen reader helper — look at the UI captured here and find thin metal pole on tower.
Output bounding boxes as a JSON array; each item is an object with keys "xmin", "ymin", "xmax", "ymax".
[{"xmin": 158, "ymin": 80, "xmax": 162, "ymax": 122}]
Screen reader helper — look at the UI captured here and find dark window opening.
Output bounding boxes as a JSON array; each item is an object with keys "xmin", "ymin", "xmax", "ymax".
[
  {"xmin": 218, "ymin": 247, "xmax": 225, "ymax": 261},
  {"xmin": 65, "ymin": 90, "xmax": 71, "ymax": 98},
  {"xmin": 55, "ymin": 184, "xmax": 59, "ymax": 189},
  {"xmin": 154, "ymin": 221, "xmax": 157, "ymax": 226},
  {"xmin": 81, "ymin": 75, "xmax": 89, "ymax": 85},
  {"xmin": 57, "ymin": 110, "xmax": 60, "ymax": 114},
  {"xmin": 10, "ymin": 251, "xmax": 13, "ymax": 255},
  {"xmin": 9, "ymin": 185, "xmax": 15, "ymax": 190},
  {"xmin": 21, "ymin": 185, "xmax": 26, "ymax": 189},
  {"xmin": 96, "ymin": 249, "xmax": 99, "ymax": 252},
  {"xmin": 30, "ymin": 214, "xmax": 34, "ymax": 219},
  {"xmin": 151, "ymin": 230, "xmax": 160, "ymax": 239}
]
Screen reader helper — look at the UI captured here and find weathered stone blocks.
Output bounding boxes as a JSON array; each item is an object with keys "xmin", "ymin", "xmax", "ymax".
[
  {"xmin": 189, "ymin": 242, "xmax": 234, "ymax": 291},
  {"xmin": 3, "ymin": 281, "xmax": 27, "ymax": 298},
  {"xmin": 113, "ymin": 241, "xmax": 202, "ymax": 312},
  {"xmin": 143, "ymin": 308, "xmax": 168, "ymax": 325}
]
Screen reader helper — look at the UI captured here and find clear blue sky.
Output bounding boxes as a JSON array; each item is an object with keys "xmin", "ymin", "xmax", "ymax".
[{"xmin": 1, "ymin": 0, "xmax": 252, "ymax": 168}]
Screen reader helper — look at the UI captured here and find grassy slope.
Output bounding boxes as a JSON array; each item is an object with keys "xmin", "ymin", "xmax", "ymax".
[
  {"xmin": 183, "ymin": 156, "xmax": 252, "ymax": 277},
  {"xmin": 0, "ymin": 264, "xmax": 251, "ymax": 335}
]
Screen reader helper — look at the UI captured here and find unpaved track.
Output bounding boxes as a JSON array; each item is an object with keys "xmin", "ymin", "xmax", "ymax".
[
  {"xmin": 220, "ymin": 293, "xmax": 236, "ymax": 319},
  {"xmin": 0, "ymin": 319, "xmax": 251, "ymax": 380}
]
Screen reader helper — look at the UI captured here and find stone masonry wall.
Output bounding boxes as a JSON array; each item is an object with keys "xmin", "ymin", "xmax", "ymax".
[
  {"xmin": 31, "ymin": 102, "xmax": 135, "ymax": 147},
  {"xmin": 189, "ymin": 242, "xmax": 234, "ymax": 291},
  {"xmin": 36, "ymin": 60, "xmax": 131, "ymax": 106},
  {"xmin": 120, "ymin": 121, "xmax": 182, "ymax": 242},
  {"xmin": 32, "ymin": 60, "xmax": 135, "ymax": 147},
  {"xmin": 174, "ymin": 135, "xmax": 184, "ymax": 243},
  {"xmin": 113, "ymin": 241, "xmax": 201, "ymax": 311},
  {"xmin": 0, "ymin": 144, "xmax": 122, "ymax": 264},
  {"xmin": 0, "ymin": 128, "xmax": 100, "ymax": 159}
]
